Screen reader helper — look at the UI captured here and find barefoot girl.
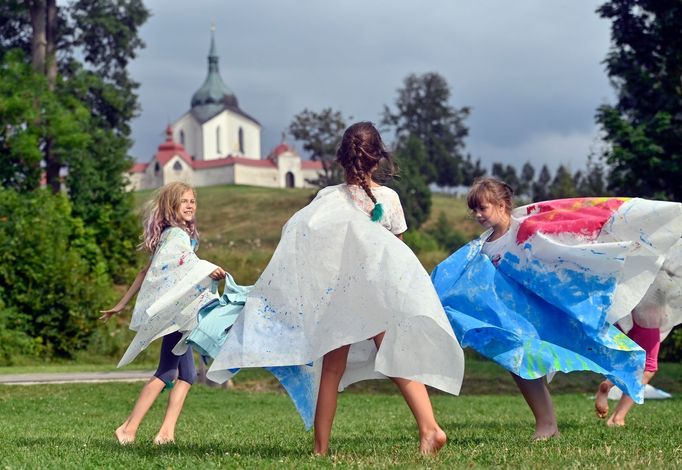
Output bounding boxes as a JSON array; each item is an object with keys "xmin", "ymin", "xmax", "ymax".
[
  {"xmin": 595, "ymin": 240, "xmax": 682, "ymax": 426},
  {"xmin": 209, "ymin": 122, "xmax": 464, "ymax": 455},
  {"xmin": 432, "ymin": 177, "xmax": 682, "ymax": 439},
  {"xmin": 100, "ymin": 182, "xmax": 225, "ymax": 444}
]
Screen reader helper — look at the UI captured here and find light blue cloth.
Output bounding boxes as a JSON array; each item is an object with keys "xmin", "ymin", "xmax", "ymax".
[{"xmin": 432, "ymin": 235, "xmax": 646, "ymax": 403}]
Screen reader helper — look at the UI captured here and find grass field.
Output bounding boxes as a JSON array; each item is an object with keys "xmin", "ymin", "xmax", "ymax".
[{"xmin": 1, "ymin": 379, "xmax": 681, "ymax": 469}]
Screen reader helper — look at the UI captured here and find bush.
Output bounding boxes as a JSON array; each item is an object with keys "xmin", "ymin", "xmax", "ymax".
[
  {"xmin": 0, "ymin": 188, "xmax": 114, "ymax": 359},
  {"xmin": 403, "ymin": 230, "xmax": 439, "ymax": 254}
]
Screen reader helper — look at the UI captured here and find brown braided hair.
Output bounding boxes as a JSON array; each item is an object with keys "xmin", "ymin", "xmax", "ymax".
[{"xmin": 336, "ymin": 122, "xmax": 396, "ymax": 207}]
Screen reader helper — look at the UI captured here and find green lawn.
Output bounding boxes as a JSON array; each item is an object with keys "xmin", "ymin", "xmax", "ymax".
[{"xmin": 1, "ymin": 381, "xmax": 680, "ymax": 468}]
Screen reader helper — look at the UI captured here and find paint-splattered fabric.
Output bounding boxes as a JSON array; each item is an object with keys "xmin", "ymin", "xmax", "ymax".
[
  {"xmin": 432, "ymin": 197, "xmax": 682, "ymax": 403},
  {"xmin": 118, "ymin": 227, "xmax": 218, "ymax": 367},
  {"xmin": 208, "ymin": 184, "xmax": 465, "ymax": 429}
]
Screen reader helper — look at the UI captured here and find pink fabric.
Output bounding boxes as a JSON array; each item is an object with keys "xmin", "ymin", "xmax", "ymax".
[{"xmin": 628, "ymin": 321, "xmax": 661, "ymax": 372}]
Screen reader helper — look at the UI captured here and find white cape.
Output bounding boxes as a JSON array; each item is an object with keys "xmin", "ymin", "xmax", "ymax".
[
  {"xmin": 209, "ymin": 185, "xmax": 464, "ymax": 398},
  {"xmin": 118, "ymin": 227, "xmax": 217, "ymax": 367}
]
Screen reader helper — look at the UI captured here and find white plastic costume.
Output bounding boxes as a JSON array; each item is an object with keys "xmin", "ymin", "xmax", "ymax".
[
  {"xmin": 118, "ymin": 227, "xmax": 218, "ymax": 367},
  {"xmin": 208, "ymin": 184, "xmax": 465, "ymax": 426}
]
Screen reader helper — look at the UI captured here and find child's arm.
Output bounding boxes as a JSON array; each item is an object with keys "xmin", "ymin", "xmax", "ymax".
[{"xmin": 99, "ymin": 260, "xmax": 152, "ymax": 322}]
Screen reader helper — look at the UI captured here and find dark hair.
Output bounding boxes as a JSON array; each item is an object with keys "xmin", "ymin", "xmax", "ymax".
[
  {"xmin": 336, "ymin": 122, "xmax": 395, "ymax": 207},
  {"xmin": 467, "ymin": 177, "xmax": 514, "ymax": 215}
]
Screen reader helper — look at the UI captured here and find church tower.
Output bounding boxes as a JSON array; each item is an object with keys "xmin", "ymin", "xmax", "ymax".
[{"xmin": 171, "ymin": 26, "xmax": 261, "ymax": 161}]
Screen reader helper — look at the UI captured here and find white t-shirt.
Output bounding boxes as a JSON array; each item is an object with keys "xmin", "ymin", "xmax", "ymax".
[
  {"xmin": 345, "ymin": 184, "xmax": 408, "ymax": 235},
  {"xmin": 481, "ymin": 229, "xmax": 512, "ymax": 266}
]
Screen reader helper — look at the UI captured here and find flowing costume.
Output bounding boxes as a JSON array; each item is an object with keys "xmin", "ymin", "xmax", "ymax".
[
  {"xmin": 118, "ymin": 227, "xmax": 218, "ymax": 368},
  {"xmin": 208, "ymin": 184, "xmax": 465, "ymax": 428},
  {"xmin": 432, "ymin": 198, "xmax": 682, "ymax": 403}
]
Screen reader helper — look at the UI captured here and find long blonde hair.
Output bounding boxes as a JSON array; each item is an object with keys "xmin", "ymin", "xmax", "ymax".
[{"xmin": 141, "ymin": 182, "xmax": 198, "ymax": 253}]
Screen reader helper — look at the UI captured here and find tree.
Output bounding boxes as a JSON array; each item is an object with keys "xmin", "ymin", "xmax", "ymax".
[
  {"xmin": 461, "ymin": 154, "xmax": 486, "ymax": 186},
  {"xmin": 577, "ymin": 154, "xmax": 610, "ymax": 196},
  {"xmin": 289, "ymin": 108, "xmax": 347, "ymax": 188},
  {"xmin": 0, "ymin": 0, "xmax": 150, "ymax": 281},
  {"xmin": 548, "ymin": 165, "xmax": 577, "ymax": 199},
  {"xmin": 389, "ymin": 136, "xmax": 432, "ymax": 229},
  {"xmin": 596, "ymin": 1, "xmax": 682, "ymax": 200},
  {"xmin": 491, "ymin": 163, "xmax": 520, "ymax": 193},
  {"xmin": 383, "ymin": 72, "xmax": 471, "ymax": 187},
  {"xmin": 533, "ymin": 165, "xmax": 552, "ymax": 201},
  {"xmin": 519, "ymin": 162, "xmax": 536, "ymax": 200}
]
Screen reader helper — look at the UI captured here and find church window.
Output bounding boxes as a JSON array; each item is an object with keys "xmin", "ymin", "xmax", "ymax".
[
  {"xmin": 216, "ymin": 126, "xmax": 221, "ymax": 154},
  {"xmin": 238, "ymin": 127, "xmax": 244, "ymax": 154},
  {"xmin": 179, "ymin": 130, "xmax": 185, "ymax": 145},
  {"xmin": 173, "ymin": 161, "xmax": 183, "ymax": 171}
]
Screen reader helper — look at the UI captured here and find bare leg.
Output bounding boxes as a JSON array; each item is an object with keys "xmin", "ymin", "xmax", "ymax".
[
  {"xmin": 510, "ymin": 373, "xmax": 559, "ymax": 440},
  {"xmin": 594, "ymin": 379, "xmax": 614, "ymax": 418},
  {"xmin": 154, "ymin": 379, "xmax": 192, "ymax": 444},
  {"xmin": 314, "ymin": 344, "xmax": 351, "ymax": 455},
  {"xmin": 115, "ymin": 377, "xmax": 166, "ymax": 444},
  {"xmin": 607, "ymin": 371, "xmax": 655, "ymax": 427},
  {"xmin": 373, "ymin": 333, "xmax": 447, "ymax": 455}
]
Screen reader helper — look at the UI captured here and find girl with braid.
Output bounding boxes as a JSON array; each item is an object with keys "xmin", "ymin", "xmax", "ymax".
[{"xmin": 209, "ymin": 122, "xmax": 464, "ymax": 456}]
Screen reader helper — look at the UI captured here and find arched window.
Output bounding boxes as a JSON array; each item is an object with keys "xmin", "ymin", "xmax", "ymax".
[
  {"xmin": 285, "ymin": 171, "xmax": 295, "ymax": 188},
  {"xmin": 173, "ymin": 161, "xmax": 183, "ymax": 171},
  {"xmin": 216, "ymin": 126, "xmax": 221, "ymax": 154},
  {"xmin": 238, "ymin": 127, "xmax": 244, "ymax": 154},
  {"xmin": 179, "ymin": 130, "xmax": 185, "ymax": 146}
]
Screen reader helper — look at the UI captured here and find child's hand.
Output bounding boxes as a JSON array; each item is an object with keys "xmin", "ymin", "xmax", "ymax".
[
  {"xmin": 209, "ymin": 267, "xmax": 226, "ymax": 280},
  {"xmin": 99, "ymin": 305, "xmax": 125, "ymax": 322}
]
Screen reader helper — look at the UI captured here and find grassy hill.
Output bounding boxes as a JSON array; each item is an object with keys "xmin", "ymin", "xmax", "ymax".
[{"xmin": 134, "ymin": 184, "xmax": 481, "ymax": 284}]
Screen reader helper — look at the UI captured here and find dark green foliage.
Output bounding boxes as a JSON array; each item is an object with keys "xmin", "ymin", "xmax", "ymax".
[
  {"xmin": 389, "ymin": 136, "xmax": 432, "ymax": 229},
  {"xmin": 0, "ymin": 1, "xmax": 148, "ymax": 280},
  {"xmin": 491, "ymin": 163, "xmax": 521, "ymax": 194},
  {"xmin": 548, "ymin": 165, "xmax": 578, "ymax": 199},
  {"xmin": 383, "ymin": 72, "xmax": 471, "ymax": 187},
  {"xmin": 659, "ymin": 327, "xmax": 682, "ymax": 362},
  {"xmin": 596, "ymin": 1, "xmax": 682, "ymax": 200},
  {"xmin": 532, "ymin": 164, "xmax": 552, "ymax": 201},
  {"xmin": 427, "ymin": 211, "xmax": 468, "ymax": 253},
  {"xmin": 0, "ymin": 188, "xmax": 112, "ymax": 361},
  {"xmin": 289, "ymin": 108, "xmax": 347, "ymax": 188}
]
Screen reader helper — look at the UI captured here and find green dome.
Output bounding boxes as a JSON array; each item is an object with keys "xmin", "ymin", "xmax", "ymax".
[{"xmin": 190, "ymin": 30, "xmax": 238, "ymax": 121}]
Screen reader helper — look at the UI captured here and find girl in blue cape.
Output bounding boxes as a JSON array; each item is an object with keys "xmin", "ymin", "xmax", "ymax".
[
  {"xmin": 432, "ymin": 177, "xmax": 682, "ymax": 439},
  {"xmin": 209, "ymin": 122, "xmax": 465, "ymax": 455},
  {"xmin": 100, "ymin": 182, "xmax": 225, "ymax": 445}
]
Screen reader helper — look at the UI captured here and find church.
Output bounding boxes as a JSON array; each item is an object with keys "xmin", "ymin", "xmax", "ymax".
[{"xmin": 128, "ymin": 29, "xmax": 322, "ymax": 190}]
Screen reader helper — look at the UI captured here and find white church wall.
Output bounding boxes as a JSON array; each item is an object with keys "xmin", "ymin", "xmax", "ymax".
[
  {"xmin": 234, "ymin": 165, "xmax": 280, "ymax": 188},
  {"xmin": 193, "ymin": 165, "xmax": 235, "ymax": 187},
  {"xmin": 173, "ymin": 114, "xmax": 202, "ymax": 160},
  {"xmin": 162, "ymin": 155, "xmax": 194, "ymax": 186}
]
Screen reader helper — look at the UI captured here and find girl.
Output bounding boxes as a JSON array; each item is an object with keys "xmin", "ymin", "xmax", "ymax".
[
  {"xmin": 100, "ymin": 182, "xmax": 225, "ymax": 445},
  {"xmin": 208, "ymin": 122, "xmax": 464, "ymax": 455},
  {"xmin": 432, "ymin": 177, "xmax": 682, "ymax": 439},
  {"xmin": 594, "ymin": 239, "xmax": 682, "ymax": 426}
]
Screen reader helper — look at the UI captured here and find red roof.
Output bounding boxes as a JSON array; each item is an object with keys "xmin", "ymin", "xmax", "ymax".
[
  {"xmin": 130, "ymin": 163, "xmax": 148, "ymax": 173},
  {"xmin": 301, "ymin": 160, "xmax": 323, "ymax": 170}
]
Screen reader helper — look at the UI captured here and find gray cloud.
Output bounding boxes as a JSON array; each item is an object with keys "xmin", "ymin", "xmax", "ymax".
[{"xmin": 129, "ymin": 0, "xmax": 615, "ymax": 172}]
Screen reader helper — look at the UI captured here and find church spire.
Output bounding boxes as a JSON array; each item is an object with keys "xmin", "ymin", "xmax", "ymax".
[{"xmin": 190, "ymin": 24, "xmax": 237, "ymax": 115}]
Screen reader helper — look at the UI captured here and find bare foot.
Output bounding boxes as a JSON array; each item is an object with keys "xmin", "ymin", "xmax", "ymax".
[
  {"xmin": 606, "ymin": 416, "xmax": 625, "ymax": 427},
  {"xmin": 420, "ymin": 427, "xmax": 447, "ymax": 456},
  {"xmin": 595, "ymin": 381, "xmax": 611, "ymax": 419},
  {"xmin": 115, "ymin": 424, "xmax": 135, "ymax": 445},
  {"xmin": 153, "ymin": 434, "xmax": 175, "ymax": 445}
]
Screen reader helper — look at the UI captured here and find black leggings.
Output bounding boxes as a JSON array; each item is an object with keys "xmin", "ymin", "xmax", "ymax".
[{"xmin": 153, "ymin": 331, "xmax": 197, "ymax": 386}]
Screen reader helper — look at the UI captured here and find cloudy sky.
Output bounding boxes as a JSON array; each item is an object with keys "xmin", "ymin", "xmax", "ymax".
[{"xmin": 129, "ymin": 0, "xmax": 615, "ymax": 173}]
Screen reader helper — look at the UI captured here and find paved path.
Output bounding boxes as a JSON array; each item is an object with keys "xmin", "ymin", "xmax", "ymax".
[{"xmin": 0, "ymin": 370, "xmax": 155, "ymax": 385}]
